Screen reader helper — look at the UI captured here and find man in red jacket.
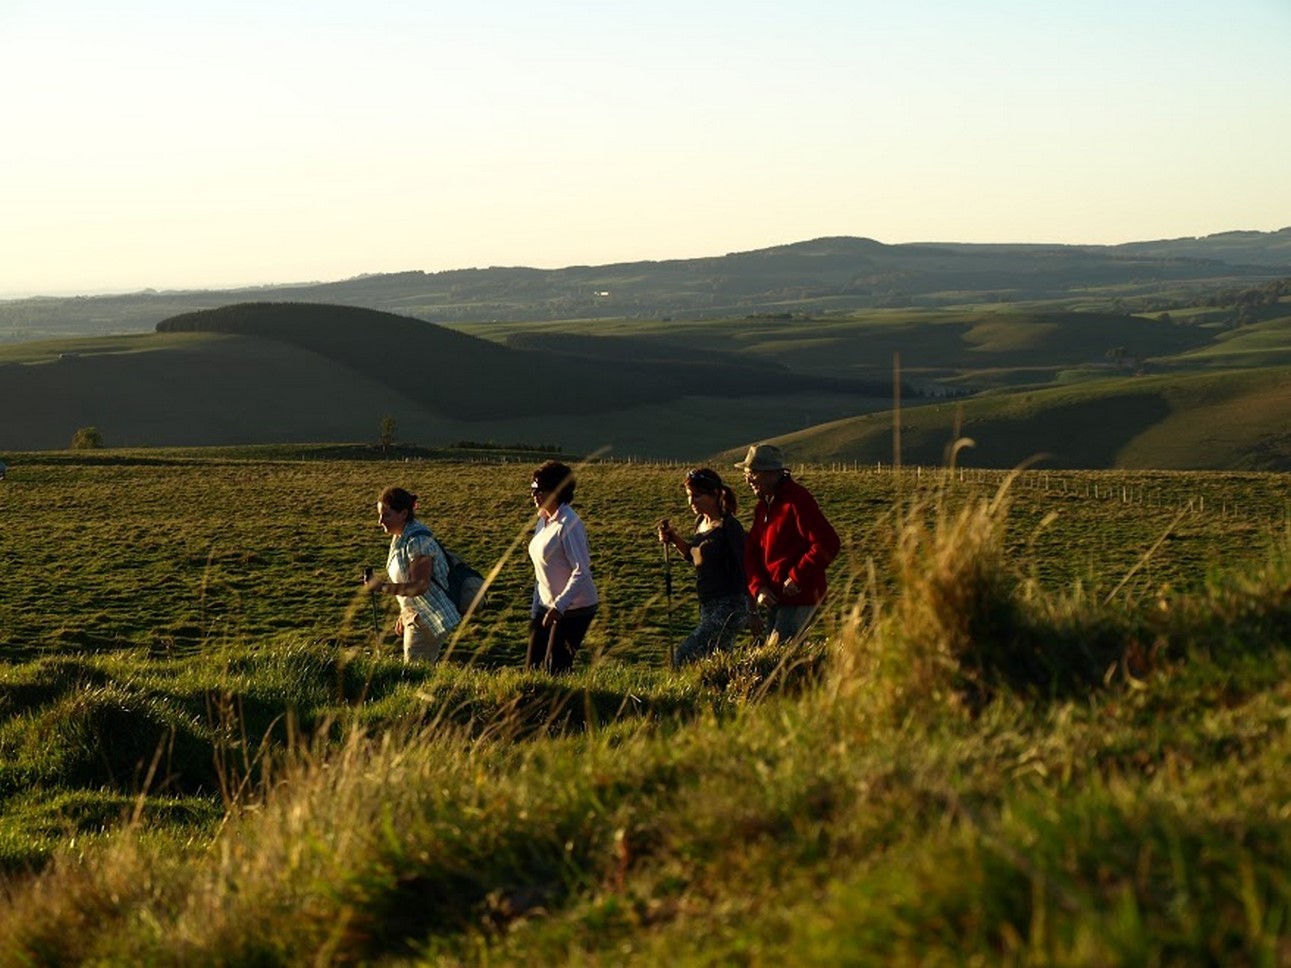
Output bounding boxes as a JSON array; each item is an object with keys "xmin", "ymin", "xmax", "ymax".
[{"xmin": 735, "ymin": 443, "xmax": 840, "ymax": 646}]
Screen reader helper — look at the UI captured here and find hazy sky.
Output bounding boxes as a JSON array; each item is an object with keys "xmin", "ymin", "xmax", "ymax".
[{"xmin": 3, "ymin": 0, "xmax": 1289, "ymax": 297}]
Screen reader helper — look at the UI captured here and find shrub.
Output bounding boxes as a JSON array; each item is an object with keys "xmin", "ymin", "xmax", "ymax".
[{"xmin": 70, "ymin": 426, "xmax": 104, "ymax": 450}]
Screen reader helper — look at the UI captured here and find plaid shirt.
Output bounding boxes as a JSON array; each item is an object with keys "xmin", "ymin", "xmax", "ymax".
[{"xmin": 387, "ymin": 521, "xmax": 460, "ymax": 636}]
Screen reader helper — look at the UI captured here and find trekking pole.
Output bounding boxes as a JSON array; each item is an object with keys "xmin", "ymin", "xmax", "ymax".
[
  {"xmin": 662, "ymin": 535, "xmax": 674, "ymax": 668},
  {"xmin": 546, "ymin": 617, "xmax": 560, "ymax": 673},
  {"xmin": 362, "ymin": 567, "xmax": 380, "ymax": 635}
]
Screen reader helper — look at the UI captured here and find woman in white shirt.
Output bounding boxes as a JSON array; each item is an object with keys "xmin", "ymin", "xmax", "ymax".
[{"xmin": 527, "ymin": 460, "xmax": 599, "ymax": 673}]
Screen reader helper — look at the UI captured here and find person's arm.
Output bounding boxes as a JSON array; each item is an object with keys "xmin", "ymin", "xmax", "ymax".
[
  {"xmin": 657, "ymin": 520, "xmax": 694, "ymax": 564},
  {"xmin": 379, "ymin": 532, "xmax": 438, "ymax": 598},
  {"xmin": 550, "ymin": 515, "xmax": 595, "ymax": 614},
  {"xmin": 383, "ymin": 553, "xmax": 431, "ymax": 597}
]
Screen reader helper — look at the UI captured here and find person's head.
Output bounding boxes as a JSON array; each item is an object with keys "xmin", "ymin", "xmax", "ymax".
[
  {"xmin": 734, "ymin": 442, "xmax": 789, "ymax": 499},
  {"xmin": 377, "ymin": 486, "xmax": 417, "ymax": 535},
  {"xmin": 531, "ymin": 460, "xmax": 575, "ymax": 513},
  {"xmin": 684, "ymin": 467, "xmax": 737, "ymax": 519}
]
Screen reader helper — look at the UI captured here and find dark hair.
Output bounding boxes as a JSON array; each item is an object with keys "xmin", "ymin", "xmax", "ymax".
[
  {"xmin": 685, "ymin": 467, "xmax": 738, "ymax": 515},
  {"xmin": 531, "ymin": 460, "xmax": 576, "ymax": 505},
  {"xmin": 378, "ymin": 486, "xmax": 418, "ymax": 520}
]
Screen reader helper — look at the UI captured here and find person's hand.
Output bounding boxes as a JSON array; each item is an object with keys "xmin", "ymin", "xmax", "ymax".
[
  {"xmin": 756, "ymin": 589, "xmax": 777, "ymax": 607},
  {"xmin": 657, "ymin": 520, "xmax": 673, "ymax": 544},
  {"xmin": 542, "ymin": 607, "xmax": 562, "ymax": 629},
  {"xmin": 782, "ymin": 579, "xmax": 801, "ymax": 597},
  {"xmin": 394, "ymin": 616, "xmax": 404, "ymax": 635}
]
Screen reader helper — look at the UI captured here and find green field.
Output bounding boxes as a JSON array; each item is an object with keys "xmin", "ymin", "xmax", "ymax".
[
  {"xmin": 3, "ymin": 455, "xmax": 1287, "ymax": 661},
  {"xmin": 2, "ymin": 454, "xmax": 1290, "ymax": 963}
]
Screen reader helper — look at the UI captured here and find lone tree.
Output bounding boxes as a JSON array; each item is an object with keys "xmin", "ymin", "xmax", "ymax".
[
  {"xmin": 70, "ymin": 426, "xmax": 103, "ymax": 450},
  {"xmin": 378, "ymin": 415, "xmax": 397, "ymax": 452}
]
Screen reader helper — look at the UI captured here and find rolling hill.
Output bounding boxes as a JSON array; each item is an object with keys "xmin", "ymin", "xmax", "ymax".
[
  {"xmin": 0, "ymin": 303, "xmax": 893, "ymax": 457},
  {"xmin": 736, "ymin": 366, "xmax": 1291, "ymax": 471},
  {"xmin": 153, "ymin": 303, "xmax": 886, "ymax": 420}
]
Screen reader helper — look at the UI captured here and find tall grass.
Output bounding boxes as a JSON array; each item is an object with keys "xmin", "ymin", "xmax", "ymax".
[
  {"xmin": 834, "ymin": 472, "xmax": 1145, "ymax": 720},
  {"xmin": 2, "ymin": 480, "xmax": 1290, "ymax": 964}
]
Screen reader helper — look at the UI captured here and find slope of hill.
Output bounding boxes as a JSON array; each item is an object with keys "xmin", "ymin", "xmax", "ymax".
[
  {"xmin": 742, "ymin": 366, "xmax": 1291, "ymax": 471},
  {"xmin": 476, "ymin": 307, "xmax": 1217, "ymax": 387},
  {"xmin": 155, "ymin": 303, "xmax": 889, "ymax": 417},
  {"xmin": 0, "ymin": 331, "xmax": 449, "ymax": 450},
  {"xmin": 1163, "ymin": 311, "xmax": 1291, "ymax": 368}
]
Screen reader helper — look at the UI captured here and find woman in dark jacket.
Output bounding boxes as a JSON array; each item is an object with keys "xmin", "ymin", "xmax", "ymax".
[{"xmin": 657, "ymin": 467, "xmax": 751, "ymax": 666}]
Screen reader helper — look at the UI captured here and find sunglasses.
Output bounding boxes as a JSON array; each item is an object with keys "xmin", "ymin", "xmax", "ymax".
[{"xmin": 686, "ymin": 469, "xmax": 721, "ymax": 487}]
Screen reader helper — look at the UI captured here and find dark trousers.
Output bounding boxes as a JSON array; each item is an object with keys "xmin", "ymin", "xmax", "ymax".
[{"xmin": 526, "ymin": 607, "xmax": 596, "ymax": 674}]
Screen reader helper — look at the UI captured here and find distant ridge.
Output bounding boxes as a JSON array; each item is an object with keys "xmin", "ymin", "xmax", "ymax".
[
  {"xmin": 3, "ymin": 233, "xmax": 1289, "ymax": 467},
  {"xmin": 3, "ymin": 230, "xmax": 1288, "ymax": 341}
]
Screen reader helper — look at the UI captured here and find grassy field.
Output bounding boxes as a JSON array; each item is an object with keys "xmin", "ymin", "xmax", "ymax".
[
  {"xmin": 3, "ymin": 454, "xmax": 1287, "ymax": 660},
  {"xmin": 1, "ymin": 453, "xmax": 1290, "ymax": 963}
]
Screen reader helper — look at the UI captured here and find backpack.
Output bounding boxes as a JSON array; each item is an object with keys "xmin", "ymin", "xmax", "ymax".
[{"xmin": 432, "ymin": 538, "xmax": 487, "ymax": 615}]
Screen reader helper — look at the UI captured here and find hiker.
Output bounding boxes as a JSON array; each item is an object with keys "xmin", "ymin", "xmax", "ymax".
[
  {"xmin": 366, "ymin": 486, "xmax": 460, "ymax": 663},
  {"xmin": 657, "ymin": 467, "xmax": 753, "ymax": 666},
  {"xmin": 735, "ymin": 443, "xmax": 840, "ymax": 646},
  {"xmin": 527, "ymin": 460, "xmax": 599, "ymax": 673}
]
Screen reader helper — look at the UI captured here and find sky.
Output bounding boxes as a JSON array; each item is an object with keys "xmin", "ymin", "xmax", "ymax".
[{"xmin": 2, "ymin": 0, "xmax": 1289, "ymax": 298}]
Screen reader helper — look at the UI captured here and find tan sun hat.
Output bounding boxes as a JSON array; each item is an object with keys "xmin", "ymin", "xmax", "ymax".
[{"xmin": 733, "ymin": 442, "xmax": 786, "ymax": 472}]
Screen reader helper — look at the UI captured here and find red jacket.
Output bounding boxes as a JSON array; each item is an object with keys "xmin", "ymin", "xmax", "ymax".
[{"xmin": 744, "ymin": 476, "xmax": 840, "ymax": 606}]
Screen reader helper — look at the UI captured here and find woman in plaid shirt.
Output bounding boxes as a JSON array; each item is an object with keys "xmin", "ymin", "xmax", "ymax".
[{"xmin": 368, "ymin": 486, "xmax": 461, "ymax": 662}]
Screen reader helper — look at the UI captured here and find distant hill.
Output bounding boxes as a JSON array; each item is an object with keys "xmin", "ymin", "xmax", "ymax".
[
  {"xmin": 2, "ymin": 231, "xmax": 1288, "ymax": 343},
  {"xmin": 1110, "ymin": 228, "xmax": 1291, "ymax": 268}
]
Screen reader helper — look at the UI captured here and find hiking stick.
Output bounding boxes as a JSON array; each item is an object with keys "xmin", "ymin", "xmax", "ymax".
[
  {"xmin": 547, "ymin": 617, "xmax": 560, "ymax": 672},
  {"xmin": 362, "ymin": 567, "xmax": 380, "ymax": 634},
  {"xmin": 662, "ymin": 538, "xmax": 674, "ymax": 667}
]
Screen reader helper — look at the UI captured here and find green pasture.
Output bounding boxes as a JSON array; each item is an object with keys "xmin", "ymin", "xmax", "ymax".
[
  {"xmin": 1, "ymin": 454, "xmax": 1290, "ymax": 963},
  {"xmin": 2, "ymin": 456, "xmax": 1286, "ymax": 662},
  {"xmin": 0, "ymin": 330, "xmax": 211, "ymax": 364}
]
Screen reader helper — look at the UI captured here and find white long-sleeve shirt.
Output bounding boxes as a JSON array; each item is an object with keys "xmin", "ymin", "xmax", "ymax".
[{"xmin": 529, "ymin": 503, "xmax": 599, "ymax": 615}]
